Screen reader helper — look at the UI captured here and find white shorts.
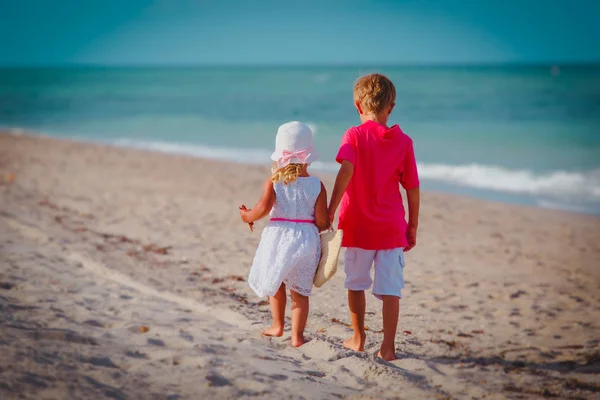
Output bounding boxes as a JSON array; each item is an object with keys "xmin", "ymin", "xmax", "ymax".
[{"xmin": 344, "ymin": 248, "xmax": 405, "ymax": 300}]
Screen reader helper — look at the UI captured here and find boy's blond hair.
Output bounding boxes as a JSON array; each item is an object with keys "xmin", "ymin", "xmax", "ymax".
[
  {"xmin": 353, "ymin": 73, "xmax": 396, "ymax": 115},
  {"xmin": 271, "ymin": 163, "xmax": 303, "ymax": 185}
]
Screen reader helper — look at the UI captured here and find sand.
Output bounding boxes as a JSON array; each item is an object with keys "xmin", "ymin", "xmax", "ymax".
[{"xmin": 1, "ymin": 131, "xmax": 599, "ymax": 399}]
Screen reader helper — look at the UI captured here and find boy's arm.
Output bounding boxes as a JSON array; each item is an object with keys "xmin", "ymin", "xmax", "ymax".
[
  {"xmin": 405, "ymin": 187, "xmax": 420, "ymax": 252},
  {"xmin": 400, "ymin": 137, "xmax": 420, "ymax": 251},
  {"xmin": 314, "ymin": 182, "xmax": 331, "ymax": 231},
  {"xmin": 240, "ymin": 178, "xmax": 276, "ymax": 224},
  {"xmin": 328, "ymin": 160, "xmax": 354, "ymax": 221}
]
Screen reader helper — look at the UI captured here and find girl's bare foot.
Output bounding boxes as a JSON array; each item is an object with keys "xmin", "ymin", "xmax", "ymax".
[
  {"xmin": 261, "ymin": 325, "xmax": 284, "ymax": 337},
  {"xmin": 377, "ymin": 349, "xmax": 397, "ymax": 361},
  {"xmin": 343, "ymin": 332, "xmax": 366, "ymax": 351}
]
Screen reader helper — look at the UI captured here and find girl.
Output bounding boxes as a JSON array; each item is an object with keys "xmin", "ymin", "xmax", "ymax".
[{"xmin": 239, "ymin": 121, "xmax": 330, "ymax": 347}]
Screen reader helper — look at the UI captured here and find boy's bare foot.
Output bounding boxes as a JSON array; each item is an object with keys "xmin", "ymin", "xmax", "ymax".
[
  {"xmin": 343, "ymin": 332, "xmax": 366, "ymax": 351},
  {"xmin": 291, "ymin": 334, "xmax": 305, "ymax": 347},
  {"xmin": 261, "ymin": 326, "xmax": 284, "ymax": 337},
  {"xmin": 377, "ymin": 349, "xmax": 397, "ymax": 361}
]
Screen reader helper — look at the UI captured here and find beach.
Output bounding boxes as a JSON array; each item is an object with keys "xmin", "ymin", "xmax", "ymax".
[{"xmin": 1, "ymin": 131, "xmax": 600, "ymax": 399}]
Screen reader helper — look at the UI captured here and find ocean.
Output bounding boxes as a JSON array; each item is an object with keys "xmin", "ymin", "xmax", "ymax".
[{"xmin": 1, "ymin": 65, "xmax": 599, "ymax": 214}]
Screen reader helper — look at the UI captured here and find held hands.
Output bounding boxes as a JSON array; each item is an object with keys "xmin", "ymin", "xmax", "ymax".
[
  {"xmin": 328, "ymin": 209, "xmax": 335, "ymax": 224},
  {"xmin": 239, "ymin": 205, "xmax": 254, "ymax": 232},
  {"xmin": 405, "ymin": 224, "xmax": 417, "ymax": 252}
]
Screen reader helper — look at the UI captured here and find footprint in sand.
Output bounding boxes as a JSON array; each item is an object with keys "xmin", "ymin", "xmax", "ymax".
[
  {"xmin": 0, "ymin": 281, "xmax": 14, "ymax": 290},
  {"xmin": 18, "ymin": 372, "xmax": 50, "ymax": 389},
  {"xmin": 125, "ymin": 350, "xmax": 148, "ymax": 359},
  {"xmin": 29, "ymin": 329, "xmax": 98, "ymax": 345},
  {"xmin": 81, "ymin": 356, "xmax": 119, "ymax": 369},
  {"xmin": 83, "ymin": 376, "xmax": 126, "ymax": 399},
  {"xmin": 293, "ymin": 370, "xmax": 326, "ymax": 378},
  {"xmin": 205, "ymin": 371, "xmax": 232, "ymax": 387},
  {"xmin": 179, "ymin": 330, "xmax": 194, "ymax": 342},
  {"xmin": 84, "ymin": 319, "xmax": 104, "ymax": 328},
  {"xmin": 147, "ymin": 338, "xmax": 166, "ymax": 347}
]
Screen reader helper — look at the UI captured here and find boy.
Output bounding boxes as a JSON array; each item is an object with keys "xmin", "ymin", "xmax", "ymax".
[{"xmin": 328, "ymin": 73, "xmax": 420, "ymax": 361}]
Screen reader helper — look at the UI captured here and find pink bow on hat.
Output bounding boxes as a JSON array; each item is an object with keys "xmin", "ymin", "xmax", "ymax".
[{"xmin": 277, "ymin": 146, "xmax": 313, "ymax": 169}]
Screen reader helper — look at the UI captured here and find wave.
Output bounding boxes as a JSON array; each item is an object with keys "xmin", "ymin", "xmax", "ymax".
[
  {"xmin": 106, "ymin": 138, "xmax": 600, "ymax": 204},
  {"xmin": 417, "ymin": 163, "xmax": 600, "ymax": 200},
  {"xmin": 111, "ymin": 138, "xmax": 273, "ymax": 165}
]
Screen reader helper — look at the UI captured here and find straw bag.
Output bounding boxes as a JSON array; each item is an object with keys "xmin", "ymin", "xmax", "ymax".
[{"xmin": 314, "ymin": 229, "xmax": 343, "ymax": 288}]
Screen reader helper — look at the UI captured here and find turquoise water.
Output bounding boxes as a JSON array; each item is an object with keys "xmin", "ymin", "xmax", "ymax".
[{"xmin": 1, "ymin": 66, "xmax": 600, "ymax": 213}]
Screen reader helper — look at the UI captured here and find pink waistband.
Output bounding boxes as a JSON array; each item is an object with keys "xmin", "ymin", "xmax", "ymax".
[{"xmin": 270, "ymin": 218, "xmax": 314, "ymax": 224}]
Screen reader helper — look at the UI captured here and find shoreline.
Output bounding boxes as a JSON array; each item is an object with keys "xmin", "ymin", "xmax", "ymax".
[
  {"xmin": 3, "ymin": 129, "xmax": 598, "ymax": 217},
  {"xmin": 1, "ymin": 131, "xmax": 599, "ymax": 398}
]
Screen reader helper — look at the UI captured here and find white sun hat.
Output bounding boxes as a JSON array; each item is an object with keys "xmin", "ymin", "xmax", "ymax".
[{"xmin": 271, "ymin": 121, "xmax": 318, "ymax": 168}]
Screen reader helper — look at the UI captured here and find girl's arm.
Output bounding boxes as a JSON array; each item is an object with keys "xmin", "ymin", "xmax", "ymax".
[
  {"xmin": 315, "ymin": 182, "xmax": 330, "ymax": 231},
  {"xmin": 240, "ymin": 178, "xmax": 276, "ymax": 224}
]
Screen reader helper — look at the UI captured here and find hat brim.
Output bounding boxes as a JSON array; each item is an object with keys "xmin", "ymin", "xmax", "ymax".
[{"xmin": 271, "ymin": 151, "xmax": 318, "ymax": 166}]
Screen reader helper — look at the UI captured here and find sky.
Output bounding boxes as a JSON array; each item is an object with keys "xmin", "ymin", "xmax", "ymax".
[{"xmin": 1, "ymin": 0, "xmax": 599, "ymax": 66}]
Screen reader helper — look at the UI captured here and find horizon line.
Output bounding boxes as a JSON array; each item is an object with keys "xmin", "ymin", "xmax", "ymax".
[{"xmin": 1, "ymin": 60, "xmax": 600, "ymax": 69}]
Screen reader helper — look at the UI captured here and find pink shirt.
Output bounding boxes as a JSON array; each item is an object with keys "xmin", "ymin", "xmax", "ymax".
[{"xmin": 336, "ymin": 121, "xmax": 419, "ymax": 250}]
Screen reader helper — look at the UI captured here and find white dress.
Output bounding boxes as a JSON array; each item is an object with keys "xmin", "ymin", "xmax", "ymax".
[{"xmin": 248, "ymin": 176, "xmax": 322, "ymax": 298}]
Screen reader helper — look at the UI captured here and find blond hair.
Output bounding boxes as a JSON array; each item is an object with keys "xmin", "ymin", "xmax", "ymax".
[
  {"xmin": 353, "ymin": 73, "xmax": 396, "ymax": 115},
  {"xmin": 271, "ymin": 163, "xmax": 304, "ymax": 185}
]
